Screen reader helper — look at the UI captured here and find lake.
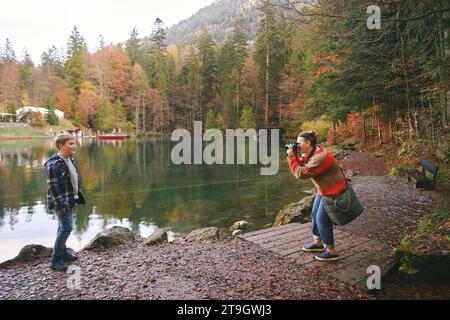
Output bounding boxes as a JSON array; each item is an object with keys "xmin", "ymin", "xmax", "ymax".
[{"xmin": 0, "ymin": 137, "xmax": 311, "ymax": 263}]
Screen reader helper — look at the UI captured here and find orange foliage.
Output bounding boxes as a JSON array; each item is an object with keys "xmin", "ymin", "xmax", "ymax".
[
  {"xmin": 89, "ymin": 45, "xmax": 132, "ymax": 101},
  {"xmin": 77, "ymin": 81, "xmax": 101, "ymax": 126},
  {"xmin": 53, "ymin": 87, "xmax": 75, "ymax": 118}
]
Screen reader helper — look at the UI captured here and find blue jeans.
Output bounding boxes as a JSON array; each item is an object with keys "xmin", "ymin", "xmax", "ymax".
[
  {"xmin": 52, "ymin": 208, "xmax": 74, "ymax": 260},
  {"xmin": 311, "ymin": 195, "xmax": 334, "ymax": 247}
]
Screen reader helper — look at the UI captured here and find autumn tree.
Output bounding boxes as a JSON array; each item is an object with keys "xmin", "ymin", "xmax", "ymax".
[{"xmin": 0, "ymin": 39, "xmax": 20, "ymax": 112}]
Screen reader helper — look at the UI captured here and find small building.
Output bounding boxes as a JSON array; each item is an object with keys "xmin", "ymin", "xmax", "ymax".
[
  {"xmin": 16, "ymin": 106, "xmax": 64, "ymax": 122},
  {"xmin": 0, "ymin": 113, "xmax": 15, "ymax": 121}
]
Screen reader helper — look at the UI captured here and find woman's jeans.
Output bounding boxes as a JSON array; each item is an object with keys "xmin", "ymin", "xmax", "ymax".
[
  {"xmin": 52, "ymin": 208, "xmax": 74, "ymax": 262},
  {"xmin": 311, "ymin": 195, "xmax": 334, "ymax": 247}
]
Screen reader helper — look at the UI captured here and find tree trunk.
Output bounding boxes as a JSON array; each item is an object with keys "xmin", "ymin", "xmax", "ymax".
[
  {"xmin": 142, "ymin": 95, "xmax": 146, "ymax": 132},
  {"xmin": 265, "ymin": 41, "xmax": 269, "ymax": 126}
]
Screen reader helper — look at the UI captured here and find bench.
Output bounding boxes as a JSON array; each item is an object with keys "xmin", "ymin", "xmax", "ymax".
[{"xmin": 405, "ymin": 159, "xmax": 439, "ymax": 190}]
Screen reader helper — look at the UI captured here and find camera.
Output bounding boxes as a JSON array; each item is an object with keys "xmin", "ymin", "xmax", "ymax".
[{"xmin": 285, "ymin": 142, "xmax": 299, "ymax": 153}]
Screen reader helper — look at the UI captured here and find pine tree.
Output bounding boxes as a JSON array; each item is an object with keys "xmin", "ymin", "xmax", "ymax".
[
  {"xmin": 231, "ymin": 19, "xmax": 248, "ymax": 124},
  {"xmin": 40, "ymin": 46, "xmax": 64, "ymax": 78},
  {"xmin": 254, "ymin": 0, "xmax": 290, "ymax": 126},
  {"xmin": 148, "ymin": 18, "xmax": 169, "ymax": 128},
  {"xmin": 239, "ymin": 105, "xmax": 256, "ymax": 130},
  {"xmin": 113, "ymin": 98, "xmax": 127, "ymax": 130},
  {"xmin": 125, "ymin": 27, "xmax": 141, "ymax": 65},
  {"xmin": 64, "ymin": 26, "xmax": 87, "ymax": 95},
  {"xmin": 19, "ymin": 49, "xmax": 34, "ymax": 104},
  {"xmin": 46, "ymin": 98, "xmax": 59, "ymax": 125},
  {"xmin": 197, "ymin": 29, "xmax": 218, "ymax": 119},
  {"xmin": 205, "ymin": 109, "xmax": 218, "ymax": 129},
  {"xmin": 1, "ymin": 38, "xmax": 16, "ymax": 62}
]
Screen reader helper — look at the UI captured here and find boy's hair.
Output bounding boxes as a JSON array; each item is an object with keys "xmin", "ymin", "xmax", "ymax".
[{"xmin": 55, "ymin": 134, "xmax": 74, "ymax": 150}]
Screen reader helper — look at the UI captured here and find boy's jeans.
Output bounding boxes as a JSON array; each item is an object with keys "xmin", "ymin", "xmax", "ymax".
[
  {"xmin": 311, "ymin": 195, "xmax": 335, "ymax": 247},
  {"xmin": 52, "ymin": 208, "xmax": 74, "ymax": 261}
]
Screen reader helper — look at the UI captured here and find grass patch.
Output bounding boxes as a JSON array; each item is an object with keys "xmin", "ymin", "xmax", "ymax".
[
  {"xmin": 396, "ymin": 207, "xmax": 450, "ymax": 280},
  {"xmin": 0, "ymin": 126, "xmax": 49, "ymax": 137}
]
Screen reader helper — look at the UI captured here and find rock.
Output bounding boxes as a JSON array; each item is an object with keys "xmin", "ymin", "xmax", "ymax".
[
  {"xmin": 273, "ymin": 194, "xmax": 315, "ymax": 227},
  {"xmin": 346, "ymin": 169, "xmax": 355, "ymax": 179},
  {"xmin": 303, "ymin": 188, "xmax": 316, "ymax": 195},
  {"xmin": 143, "ymin": 229, "xmax": 168, "ymax": 246},
  {"xmin": 342, "ymin": 141, "xmax": 356, "ymax": 150},
  {"xmin": 332, "ymin": 149, "xmax": 348, "ymax": 160},
  {"xmin": 183, "ymin": 227, "xmax": 220, "ymax": 242},
  {"xmin": 232, "ymin": 230, "xmax": 243, "ymax": 237},
  {"xmin": 0, "ymin": 244, "xmax": 52, "ymax": 269},
  {"xmin": 82, "ymin": 226, "xmax": 142, "ymax": 251},
  {"xmin": 396, "ymin": 239, "xmax": 450, "ymax": 281},
  {"xmin": 230, "ymin": 220, "xmax": 248, "ymax": 232}
]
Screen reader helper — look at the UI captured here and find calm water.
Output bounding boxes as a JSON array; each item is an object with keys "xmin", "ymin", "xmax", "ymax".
[{"xmin": 0, "ymin": 137, "xmax": 311, "ymax": 262}]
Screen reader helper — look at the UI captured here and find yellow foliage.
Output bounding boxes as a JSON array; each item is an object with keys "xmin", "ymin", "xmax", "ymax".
[{"xmin": 300, "ymin": 117, "xmax": 333, "ymax": 143}]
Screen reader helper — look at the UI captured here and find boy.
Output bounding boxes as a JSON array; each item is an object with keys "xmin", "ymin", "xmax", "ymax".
[{"xmin": 44, "ymin": 134, "xmax": 85, "ymax": 271}]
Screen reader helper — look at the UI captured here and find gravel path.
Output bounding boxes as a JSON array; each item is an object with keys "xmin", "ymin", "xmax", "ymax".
[{"xmin": 0, "ymin": 241, "xmax": 368, "ymax": 300}]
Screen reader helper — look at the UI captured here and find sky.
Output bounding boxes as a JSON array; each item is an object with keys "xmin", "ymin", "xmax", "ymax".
[{"xmin": 0, "ymin": 0, "xmax": 216, "ymax": 65}]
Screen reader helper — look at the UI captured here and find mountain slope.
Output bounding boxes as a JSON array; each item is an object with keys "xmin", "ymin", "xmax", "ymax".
[{"xmin": 166, "ymin": 0, "xmax": 260, "ymax": 45}]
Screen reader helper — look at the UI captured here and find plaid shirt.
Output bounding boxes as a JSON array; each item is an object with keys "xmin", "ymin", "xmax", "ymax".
[{"xmin": 44, "ymin": 153, "xmax": 81, "ymax": 211}]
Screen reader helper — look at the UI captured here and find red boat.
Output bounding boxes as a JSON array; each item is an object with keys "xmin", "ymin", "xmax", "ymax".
[{"xmin": 98, "ymin": 133, "xmax": 129, "ymax": 140}]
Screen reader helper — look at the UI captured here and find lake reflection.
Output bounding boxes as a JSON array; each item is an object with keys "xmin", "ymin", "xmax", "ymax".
[{"xmin": 0, "ymin": 137, "xmax": 311, "ymax": 262}]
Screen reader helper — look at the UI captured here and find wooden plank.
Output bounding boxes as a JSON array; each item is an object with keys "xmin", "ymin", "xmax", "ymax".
[
  {"xmin": 241, "ymin": 222, "xmax": 305, "ymax": 239},
  {"xmin": 262, "ymin": 229, "xmax": 352, "ymax": 252},
  {"xmin": 278, "ymin": 230, "xmax": 361, "ymax": 256},
  {"xmin": 286, "ymin": 236, "xmax": 374, "ymax": 262},
  {"xmin": 241, "ymin": 222, "xmax": 395, "ymax": 290},
  {"xmin": 250, "ymin": 225, "xmax": 313, "ymax": 246},
  {"xmin": 242, "ymin": 223, "xmax": 310, "ymax": 242}
]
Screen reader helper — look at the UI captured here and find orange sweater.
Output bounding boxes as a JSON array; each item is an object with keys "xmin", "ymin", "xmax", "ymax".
[{"xmin": 288, "ymin": 146, "xmax": 347, "ymax": 196}]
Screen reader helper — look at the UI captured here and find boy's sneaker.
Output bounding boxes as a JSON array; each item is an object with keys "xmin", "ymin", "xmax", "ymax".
[
  {"xmin": 64, "ymin": 249, "xmax": 78, "ymax": 262},
  {"xmin": 302, "ymin": 243, "xmax": 325, "ymax": 252},
  {"xmin": 51, "ymin": 260, "xmax": 68, "ymax": 272},
  {"xmin": 315, "ymin": 251, "xmax": 339, "ymax": 262}
]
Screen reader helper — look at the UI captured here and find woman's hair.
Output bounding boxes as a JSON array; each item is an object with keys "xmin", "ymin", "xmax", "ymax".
[
  {"xmin": 55, "ymin": 134, "xmax": 74, "ymax": 150},
  {"xmin": 298, "ymin": 131, "xmax": 317, "ymax": 147}
]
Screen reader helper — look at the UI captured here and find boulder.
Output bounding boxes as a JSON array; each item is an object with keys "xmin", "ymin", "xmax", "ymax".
[
  {"xmin": 396, "ymin": 239, "xmax": 450, "ymax": 281},
  {"xmin": 0, "ymin": 244, "xmax": 52, "ymax": 269},
  {"xmin": 82, "ymin": 226, "xmax": 142, "ymax": 251},
  {"xmin": 342, "ymin": 141, "xmax": 356, "ymax": 150},
  {"xmin": 230, "ymin": 220, "xmax": 248, "ymax": 232},
  {"xmin": 232, "ymin": 229, "xmax": 243, "ymax": 237},
  {"xmin": 436, "ymin": 139, "xmax": 450, "ymax": 163},
  {"xmin": 143, "ymin": 229, "xmax": 168, "ymax": 246},
  {"xmin": 332, "ymin": 149, "xmax": 348, "ymax": 160},
  {"xmin": 183, "ymin": 227, "xmax": 220, "ymax": 242},
  {"xmin": 273, "ymin": 194, "xmax": 315, "ymax": 227}
]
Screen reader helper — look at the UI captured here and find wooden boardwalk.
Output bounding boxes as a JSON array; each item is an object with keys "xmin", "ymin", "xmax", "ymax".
[{"xmin": 240, "ymin": 223, "xmax": 396, "ymax": 290}]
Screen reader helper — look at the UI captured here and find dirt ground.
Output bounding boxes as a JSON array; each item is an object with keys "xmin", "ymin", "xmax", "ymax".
[{"xmin": 0, "ymin": 151, "xmax": 449, "ymax": 300}]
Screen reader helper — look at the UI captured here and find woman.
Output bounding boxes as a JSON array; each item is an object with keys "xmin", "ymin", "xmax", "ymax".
[{"xmin": 286, "ymin": 131, "xmax": 347, "ymax": 262}]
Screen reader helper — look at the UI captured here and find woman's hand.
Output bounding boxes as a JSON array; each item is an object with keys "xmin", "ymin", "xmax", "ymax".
[
  {"xmin": 58, "ymin": 207, "xmax": 66, "ymax": 215},
  {"xmin": 286, "ymin": 145, "xmax": 294, "ymax": 157}
]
